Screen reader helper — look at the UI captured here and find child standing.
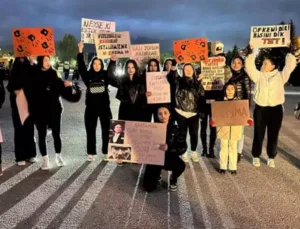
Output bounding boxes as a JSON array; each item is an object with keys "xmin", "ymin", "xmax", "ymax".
[{"xmin": 213, "ymin": 83, "xmax": 244, "ymax": 174}]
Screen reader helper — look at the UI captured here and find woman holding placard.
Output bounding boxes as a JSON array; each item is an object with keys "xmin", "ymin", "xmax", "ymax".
[
  {"xmin": 7, "ymin": 57, "xmax": 37, "ymax": 166},
  {"xmin": 245, "ymin": 44, "xmax": 297, "ymax": 168},
  {"xmin": 167, "ymin": 60, "xmax": 206, "ymax": 163},
  {"xmin": 143, "ymin": 106, "xmax": 187, "ymax": 192},
  {"xmin": 77, "ymin": 42, "xmax": 115, "ymax": 162},
  {"xmin": 227, "ymin": 56, "xmax": 251, "ymax": 162}
]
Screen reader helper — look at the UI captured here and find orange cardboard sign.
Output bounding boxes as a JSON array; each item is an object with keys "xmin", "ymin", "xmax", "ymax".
[
  {"xmin": 12, "ymin": 28, "xmax": 55, "ymax": 57},
  {"xmin": 173, "ymin": 37, "xmax": 208, "ymax": 63}
]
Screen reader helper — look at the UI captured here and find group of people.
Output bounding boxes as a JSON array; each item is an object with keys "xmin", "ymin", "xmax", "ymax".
[{"xmin": 0, "ymin": 41, "xmax": 298, "ymax": 193}]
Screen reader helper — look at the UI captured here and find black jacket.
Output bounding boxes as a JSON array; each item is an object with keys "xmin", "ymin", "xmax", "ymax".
[
  {"xmin": 109, "ymin": 132, "xmax": 125, "ymax": 144},
  {"xmin": 167, "ymin": 70, "xmax": 206, "ymax": 114},
  {"xmin": 227, "ymin": 69, "xmax": 251, "ymax": 100},
  {"xmin": 77, "ymin": 53, "xmax": 113, "ymax": 110},
  {"xmin": 108, "ymin": 60, "xmax": 147, "ymax": 107},
  {"xmin": 0, "ymin": 78, "xmax": 5, "ymax": 108},
  {"xmin": 30, "ymin": 68, "xmax": 65, "ymax": 120},
  {"xmin": 165, "ymin": 123, "xmax": 187, "ymax": 156},
  {"xmin": 7, "ymin": 60, "xmax": 36, "ymax": 108}
]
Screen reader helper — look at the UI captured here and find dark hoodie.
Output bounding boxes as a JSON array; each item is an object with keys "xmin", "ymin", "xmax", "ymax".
[
  {"xmin": 7, "ymin": 57, "xmax": 35, "ymax": 108},
  {"xmin": 167, "ymin": 63, "xmax": 205, "ymax": 113},
  {"xmin": 77, "ymin": 53, "xmax": 113, "ymax": 109},
  {"xmin": 108, "ymin": 59, "xmax": 147, "ymax": 106},
  {"xmin": 30, "ymin": 56, "xmax": 65, "ymax": 119},
  {"xmin": 227, "ymin": 56, "xmax": 251, "ymax": 100}
]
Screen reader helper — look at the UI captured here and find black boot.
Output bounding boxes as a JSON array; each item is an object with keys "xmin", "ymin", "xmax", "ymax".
[
  {"xmin": 207, "ymin": 149, "xmax": 215, "ymax": 158},
  {"xmin": 237, "ymin": 154, "xmax": 243, "ymax": 163},
  {"xmin": 218, "ymin": 169, "xmax": 226, "ymax": 174}
]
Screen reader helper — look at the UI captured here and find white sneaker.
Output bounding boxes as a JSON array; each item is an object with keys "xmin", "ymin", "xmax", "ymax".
[
  {"xmin": 253, "ymin": 157, "xmax": 261, "ymax": 167},
  {"xmin": 103, "ymin": 154, "xmax": 108, "ymax": 161},
  {"xmin": 29, "ymin": 157, "xmax": 37, "ymax": 163},
  {"xmin": 182, "ymin": 152, "xmax": 189, "ymax": 163},
  {"xmin": 47, "ymin": 129, "xmax": 52, "ymax": 136},
  {"xmin": 267, "ymin": 159, "xmax": 275, "ymax": 168},
  {"xmin": 55, "ymin": 154, "xmax": 64, "ymax": 167},
  {"xmin": 17, "ymin": 161, "xmax": 26, "ymax": 166},
  {"xmin": 191, "ymin": 151, "xmax": 199, "ymax": 162},
  {"xmin": 87, "ymin": 154, "xmax": 95, "ymax": 161},
  {"xmin": 41, "ymin": 156, "xmax": 50, "ymax": 170}
]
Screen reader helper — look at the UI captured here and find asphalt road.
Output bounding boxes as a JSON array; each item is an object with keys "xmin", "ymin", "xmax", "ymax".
[{"xmin": 0, "ymin": 81, "xmax": 300, "ymax": 229}]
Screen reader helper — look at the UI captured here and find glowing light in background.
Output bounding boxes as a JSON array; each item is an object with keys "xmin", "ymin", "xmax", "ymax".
[{"xmin": 115, "ymin": 68, "xmax": 123, "ymax": 76}]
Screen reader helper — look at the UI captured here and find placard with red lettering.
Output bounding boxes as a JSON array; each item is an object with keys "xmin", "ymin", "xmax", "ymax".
[
  {"xmin": 94, "ymin": 31, "xmax": 131, "ymax": 59},
  {"xmin": 201, "ymin": 56, "xmax": 226, "ymax": 90},
  {"xmin": 250, "ymin": 24, "xmax": 291, "ymax": 48}
]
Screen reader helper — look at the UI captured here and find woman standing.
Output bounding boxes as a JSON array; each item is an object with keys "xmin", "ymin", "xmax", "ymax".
[
  {"xmin": 77, "ymin": 42, "xmax": 114, "ymax": 161},
  {"xmin": 143, "ymin": 106, "xmax": 187, "ymax": 192},
  {"xmin": 227, "ymin": 56, "xmax": 251, "ymax": 162},
  {"xmin": 7, "ymin": 57, "xmax": 37, "ymax": 166},
  {"xmin": 0, "ymin": 72, "xmax": 5, "ymax": 176},
  {"xmin": 108, "ymin": 57, "xmax": 148, "ymax": 122},
  {"xmin": 167, "ymin": 60, "xmax": 205, "ymax": 163},
  {"xmin": 31, "ymin": 56, "xmax": 72, "ymax": 170},
  {"xmin": 245, "ymin": 44, "xmax": 297, "ymax": 168}
]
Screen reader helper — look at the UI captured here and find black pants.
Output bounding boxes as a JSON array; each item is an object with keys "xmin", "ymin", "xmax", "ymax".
[
  {"xmin": 11, "ymin": 105, "xmax": 36, "ymax": 162},
  {"xmin": 0, "ymin": 143, "xmax": 2, "ymax": 164},
  {"xmin": 252, "ymin": 104, "xmax": 283, "ymax": 159},
  {"xmin": 36, "ymin": 111, "xmax": 62, "ymax": 156},
  {"xmin": 118, "ymin": 102, "xmax": 149, "ymax": 122},
  {"xmin": 143, "ymin": 154, "xmax": 186, "ymax": 192},
  {"xmin": 176, "ymin": 112, "xmax": 199, "ymax": 151},
  {"xmin": 64, "ymin": 71, "xmax": 69, "ymax": 80},
  {"xmin": 85, "ymin": 106, "xmax": 111, "ymax": 155},
  {"xmin": 200, "ymin": 104, "xmax": 217, "ymax": 153}
]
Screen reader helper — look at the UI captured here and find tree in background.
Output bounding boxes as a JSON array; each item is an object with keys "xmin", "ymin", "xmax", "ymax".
[
  {"xmin": 160, "ymin": 52, "xmax": 173, "ymax": 63},
  {"xmin": 225, "ymin": 50, "xmax": 233, "ymax": 65},
  {"xmin": 57, "ymin": 34, "xmax": 78, "ymax": 63}
]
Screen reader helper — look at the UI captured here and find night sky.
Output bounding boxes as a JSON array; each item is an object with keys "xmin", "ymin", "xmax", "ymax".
[{"xmin": 0, "ymin": 0, "xmax": 299, "ymax": 50}]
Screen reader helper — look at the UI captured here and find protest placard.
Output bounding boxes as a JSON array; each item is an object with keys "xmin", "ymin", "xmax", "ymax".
[
  {"xmin": 173, "ymin": 37, "xmax": 208, "ymax": 63},
  {"xmin": 94, "ymin": 31, "xmax": 131, "ymax": 59},
  {"xmin": 0, "ymin": 58, "xmax": 8, "ymax": 63},
  {"xmin": 108, "ymin": 120, "xmax": 167, "ymax": 166},
  {"xmin": 81, "ymin": 18, "xmax": 116, "ymax": 44},
  {"xmin": 250, "ymin": 24, "xmax": 291, "ymax": 48},
  {"xmin": 12, "ymin": 28, "xmax": 55, "ymax": 57},
  {"xmin": 211, "ymin": 100, "xmax": 250, "ymax": 126},
  {"xmin": 201, "ymin": 56, "xmax": 226, "ymax": 90},
  {"xmin": 130, "ymin": 44, "xmax": 160, "ymax": 67},
  {"xmin": 146, "ymin": 72, "xmax": 170, "ymax": 104}
]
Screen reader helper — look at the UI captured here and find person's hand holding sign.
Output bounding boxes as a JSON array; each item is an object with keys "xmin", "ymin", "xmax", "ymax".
[
  {"xmin": 158, "ymin": 144, "xmax": 168, "ymax": 151},
  {"xmin": 78, "ymin": 41, "xmax": 84, "ymax": 53},
  {"xmin": 111, "ymin": 55, "xmax": 118, "ymax": 62},
  {"xmin": 198, "ymin": 73, "xmax": 205, "ymax": 81},
  {"xmin": 146, "ymin": 92, "xmax": 152, "ymax": 97}
]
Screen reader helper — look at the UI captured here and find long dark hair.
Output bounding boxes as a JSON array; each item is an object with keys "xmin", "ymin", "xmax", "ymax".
[
  {"xmin": 147, "ymin": 58, "xmax": 160, "ymax": 72},
  {"xmin": 37, "ymin": 56, "xmax": 51, "ymax": 70},
  {"xmin": 223, "ymin": 82, "xmax": 238, "ymax": 100},
  {"xmin": 124, "ymin": 59, "xmax": 140, "ymax": 79}
]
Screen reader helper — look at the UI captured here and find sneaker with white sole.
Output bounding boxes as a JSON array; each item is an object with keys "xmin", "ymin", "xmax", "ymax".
[
  {"xmin": 191, "ymin": 151, "xmax": 199, "ymax": 162},
  {"xmin": 28, "ymin": 157, "xmax": 37, "ymax": 163},
  {"xmin": 55, "ymin": 154, "xmax": 64, "ymax": 167},
  {"xmin": 103, "ymin": 154, "xmax": 108, "ymax": 161},
  {"xmin": 182, "ymin": 152, "xmax": 189, "ymax": 163},
  {"xmin": 267, "ymin": 159, "xmax": 275, "ymax": 168},
  {"xmin": 253, "ymin": 157, "xmax": 261, "ymax": 167},
  {"xmin": 17, "ymin": 161, "xmax": 26, "ymax": 166},
  {"xmin": 41, "ymin": 156, "xmax": 50, "ymax": 170},
  {"xmin": 87, "ymin": 154, "xmax": 95, "ymax": 161}
]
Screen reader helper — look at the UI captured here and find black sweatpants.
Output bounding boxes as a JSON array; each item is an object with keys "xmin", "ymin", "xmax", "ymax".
[
  {"xmin": 0, "ymin": 143, "xmax": 2, "ymax": 164},
  {"xmin": 200, "ymin": 104, "xmax": 217, "ymax": 153},
  {"xmin": 11, "ymin": 104, "xmax": 36, "ymax": 162},
  {"xmin": 143, "ymin": 154, "xmax": 186, "ymax": 192},
  {"xmin": 252, "ymin": 104, "xmax": 283, "ymax": 159},
  {"xmin": 36, "ymin": 111, "xmax": 62, "ymax": 157},
  {"xmin": 85, "ymin": 106, "xmax": 111, "ymax": 155},
  {"xmin": 175, "ymin": 112, "xmax": 199, "ymax": 151},
  {"xmin": 118, "ymin": 102, "xmax": 149, "ymax": 122}
]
